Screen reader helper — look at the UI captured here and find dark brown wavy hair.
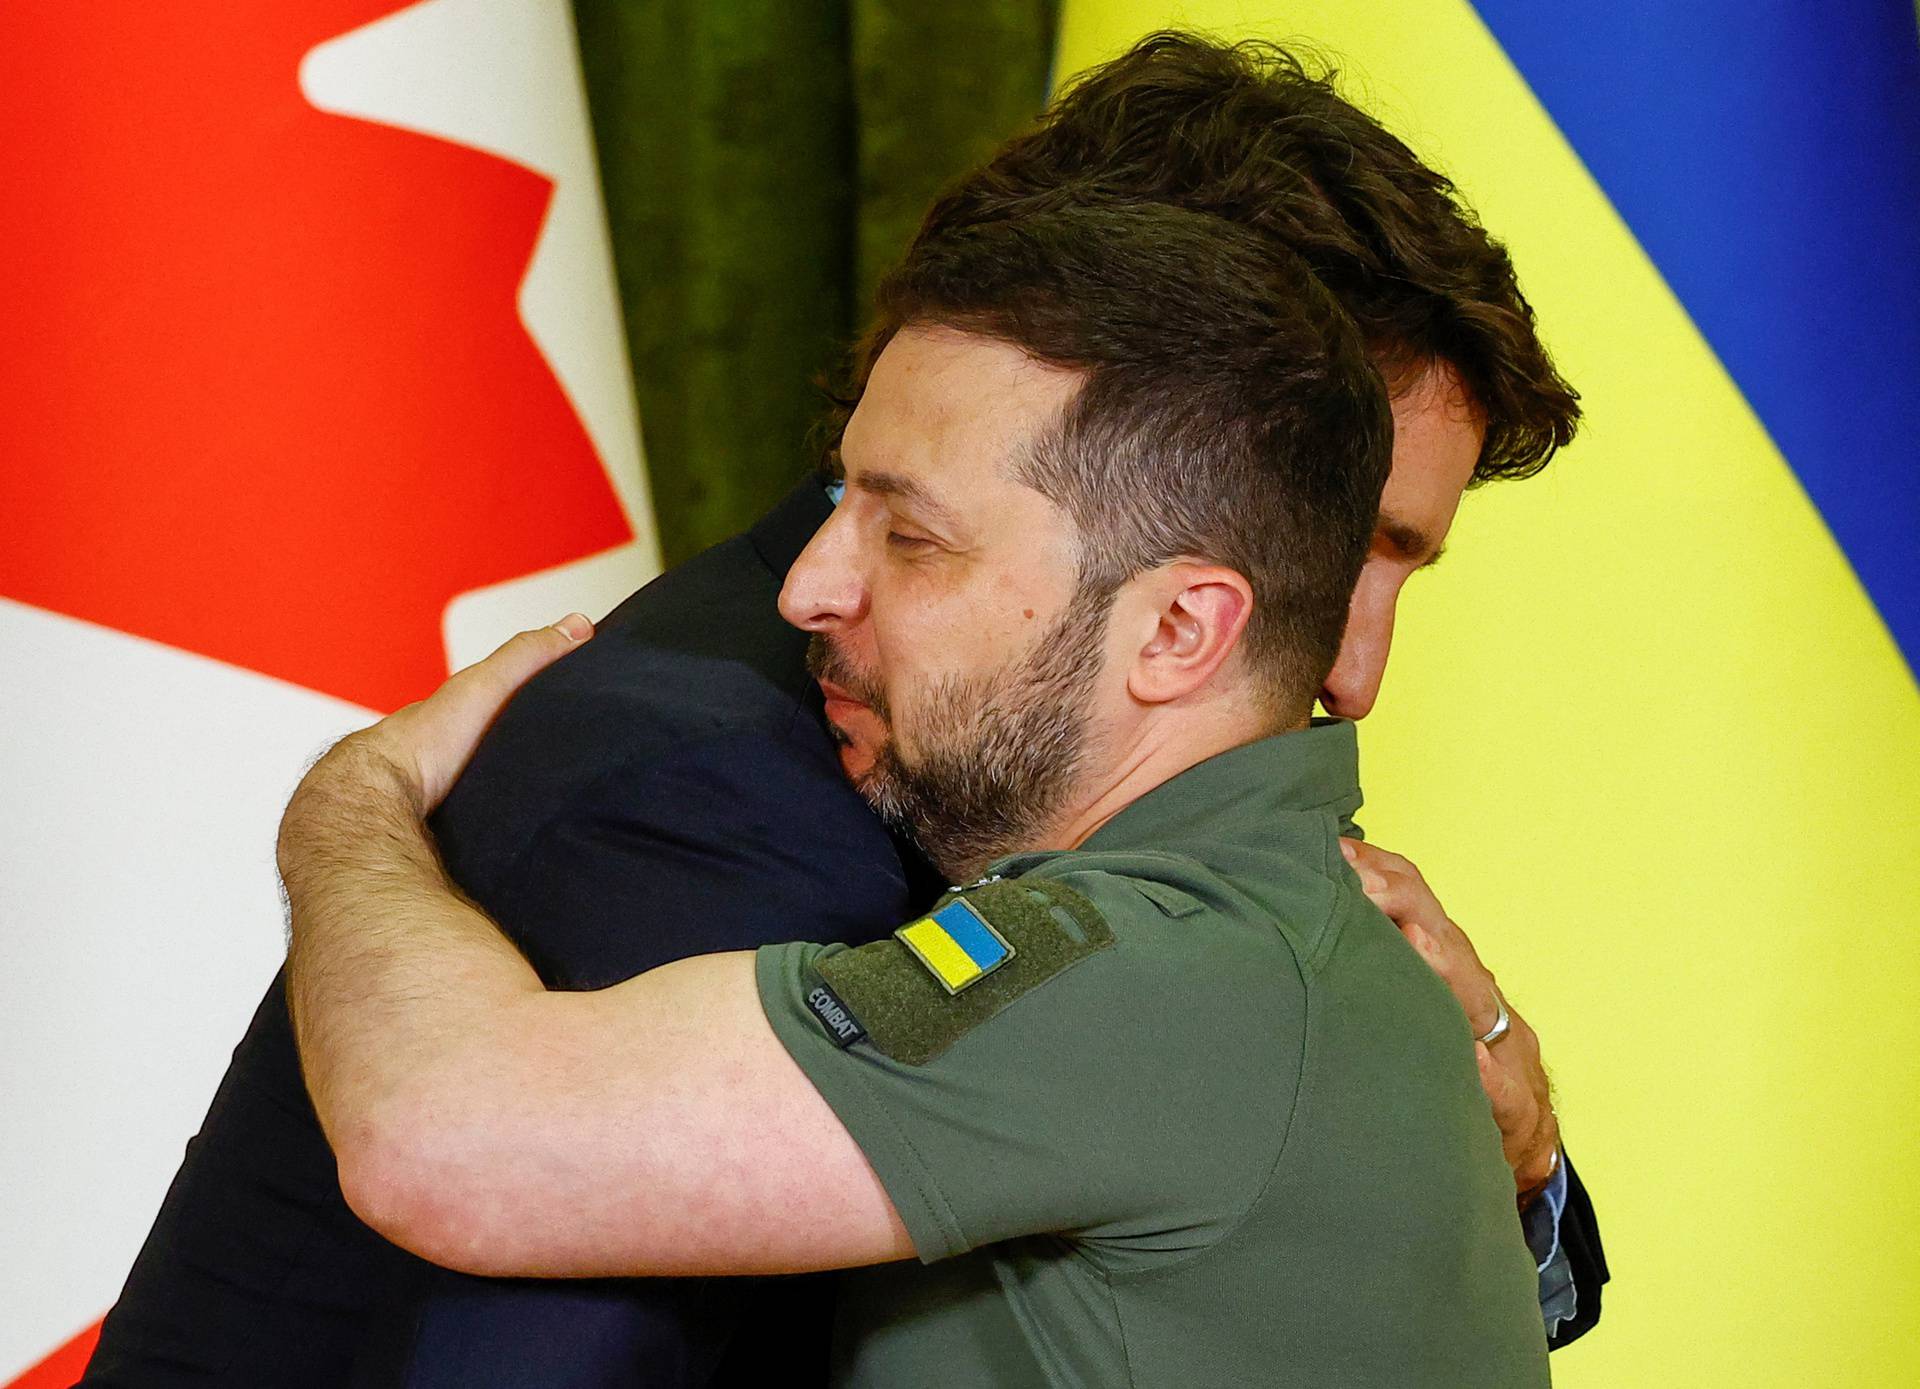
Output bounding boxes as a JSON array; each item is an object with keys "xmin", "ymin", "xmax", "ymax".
[{"xmin": 875, "ymin": 30, "xmax": 1581, "ymax": 485}]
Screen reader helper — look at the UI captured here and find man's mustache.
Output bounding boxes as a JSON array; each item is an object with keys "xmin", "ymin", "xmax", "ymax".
[{"xmin": 805, "ymin": 636, "xmax": 893, "ymax": 723}]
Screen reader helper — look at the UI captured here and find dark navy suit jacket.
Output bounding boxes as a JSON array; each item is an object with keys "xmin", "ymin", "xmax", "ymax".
[{"xmin": 85, "ymin": 480, "xmax": 936, "ymax": 1387}]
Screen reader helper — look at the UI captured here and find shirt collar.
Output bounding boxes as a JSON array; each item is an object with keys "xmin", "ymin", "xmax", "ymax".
[
  {"xmin": 1081, "ymin": 718, "xmax": 1364, "ymax": 857},
  {"xmin": 987, "ymin": 718, "xmax": 1364, "ymax": 882}
]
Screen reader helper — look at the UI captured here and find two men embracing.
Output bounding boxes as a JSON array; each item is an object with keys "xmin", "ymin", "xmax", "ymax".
[{"xmin": 89, "ymin": 33, "xmax": 1603, "ymax": 1389}]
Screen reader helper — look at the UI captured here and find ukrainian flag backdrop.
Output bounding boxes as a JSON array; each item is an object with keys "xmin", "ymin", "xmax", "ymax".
[{"xmin": 1058, "ymin": 3, "xmax": 1920, "ymax": 1383}]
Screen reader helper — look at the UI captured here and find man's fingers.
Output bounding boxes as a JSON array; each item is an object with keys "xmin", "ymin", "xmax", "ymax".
[
  {"xmin": 1475, "ymin": 1043, "xmax": 1525, "ymax": 1128},
  {"xmin": 453, "ymin": 616, "xmax": 594, "ymax": 733},
  {"xmin": 1410, "ymin": 934, "xmax": 1498, "ymax": 1032},
  {"xmin": 1341, "ymin": 840, "xmax": 1438, "ymax": 926},
  {"xmin": 442, "ymin": 616, "xmax": 591, "ymax": 714},
  {"xmin": 1476, "ymin": 1043, "xmax": 1531, "ymax": 1135},
  {"xmin": 1477, "ymin": 1026, "xmax": 1561, "ymax": 1192},
  {"xmin": 1451, "ymin": 968, "xmax": 1505, "ymax": 1038},
  {"xmin": 507, "ymin": 614, "xmax": 591, "ymax": 679},
  {"xmin": 373, "ymin": 616, "xmax": 594, "ymax": 810},
  {"xmin": 1363, "ymin": 874, "xmax": 1427, "ymax": 924},
  {"xmin": 1345, "ymin": 836, "xmax": 1563, "ymax": 1191},
  {"xmin": 1403, "ymin": 936, "xmax": 1495, "ymax": 1026},
  {"xmin": 1402, "ymin": 922, "xmax": 1446, "ymax": 975},
  {"xmin": 469, "ymin": 615, "xmax": 593, "ymax": 686},
  {"xmin": 1348, "ymin": 859, "xmax": 1413, "ymax": 917},
  {"xmin": 1474, "ymin": 1041, "xmax": 1499, "ymax": 1086},
  {"xmin": 1339, "ymin": 836, "xmax": 1416, "ymax": 879},
  {"xmin": 1399, "ymin": 921, "xmax": 1501, "ymax": 1035}
]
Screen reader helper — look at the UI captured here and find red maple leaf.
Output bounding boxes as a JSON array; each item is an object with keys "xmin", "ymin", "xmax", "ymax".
[{"xmin": 0, "ymin": 2, "xmax": 634, "ymax": 713}]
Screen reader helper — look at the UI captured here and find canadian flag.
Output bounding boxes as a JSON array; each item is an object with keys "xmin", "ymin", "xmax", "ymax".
[{"xmin": 0, "ymin": 3, "xmax": 659, "ymax": 1382}]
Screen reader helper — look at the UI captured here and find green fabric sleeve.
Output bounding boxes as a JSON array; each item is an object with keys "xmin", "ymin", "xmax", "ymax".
[{"xmin": 755, "ymin": 869, "xmax": 1308, "ymax": 1266}]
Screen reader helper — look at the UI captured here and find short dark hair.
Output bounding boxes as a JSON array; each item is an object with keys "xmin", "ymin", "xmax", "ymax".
[
  {"xmin": 913, "ymin": 31, "xmax": 1579, "ymax": 483},
  {"xmin": 859, "ymin": 203, "xmax": 1393, "ymax": 716}
]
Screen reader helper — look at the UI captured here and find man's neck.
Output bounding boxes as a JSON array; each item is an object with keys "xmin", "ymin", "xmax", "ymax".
[{"xmin": 1044, "ymin": 701, "xmax": 1304, "ymax": 858}]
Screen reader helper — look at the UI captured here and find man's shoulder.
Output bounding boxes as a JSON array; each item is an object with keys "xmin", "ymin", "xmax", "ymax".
[
  {"xmin": 570, "ymin": 529, "xmax": 816, "ymax": 733},
  {"xmin": 998, "ymin": 841, "xmax": 1475, "ymax": 1059},
  {"xmin": 847, "ymin": 857, "xmax": 1317, "ymax": 1055},
  {"xmin": 432, "ymin": 528, "xmax": 829, "ymax": 868},
  {"xmin": 1013, "ymin": 844, "xmax": 1334, "ymax": 977},
  {"xmin": 575, "ymin": 475, "xmax": 829, "ymax": 721},
  {"xmin": 1060, "ymin": 844, "xmax": 1453, "ymax": 1027},
  {"xmin": 1028, "ymin": 842, "xmax": 1483, "ymax": 1080}
]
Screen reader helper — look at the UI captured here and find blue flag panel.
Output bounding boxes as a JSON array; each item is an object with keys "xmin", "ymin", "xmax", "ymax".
[{"xmin": 1469, "ymin": 0, "xmax": 1920, "ymax": 676}]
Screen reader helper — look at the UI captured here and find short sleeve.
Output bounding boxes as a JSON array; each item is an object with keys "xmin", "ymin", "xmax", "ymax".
[{"xmin": 755, "ymin": 872, "xmax": 1302, "ymax": 1265}]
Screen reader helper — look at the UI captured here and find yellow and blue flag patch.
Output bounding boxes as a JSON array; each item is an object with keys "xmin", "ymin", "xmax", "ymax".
[
  {"xmin": 895, "ymin": 898, "xmax": 1016, "ymax": 994},
  {"xmin": 820, "ymin": 878, "xmax": 1112, "ymax": 1064}
]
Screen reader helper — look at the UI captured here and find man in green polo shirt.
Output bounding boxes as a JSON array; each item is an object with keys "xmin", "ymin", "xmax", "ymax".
[
  {"xmin": 755, "ymin": 720, "xmax": 1542, "ymax": 1385},
  {"xmin": 278, "ymin": 203, "xmax": 1547, "ymax": 1385}
]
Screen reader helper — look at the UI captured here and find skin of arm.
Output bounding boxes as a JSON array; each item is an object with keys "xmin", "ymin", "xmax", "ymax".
[{"xmin": 279, "ymin": 620, "xmax": 913, "ymax": 1278}]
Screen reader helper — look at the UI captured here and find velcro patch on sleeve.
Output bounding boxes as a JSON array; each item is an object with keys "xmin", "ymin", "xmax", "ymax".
[{"xmin": 815, "ymin": 876, "xmax": 1114, "ymax": 1066}]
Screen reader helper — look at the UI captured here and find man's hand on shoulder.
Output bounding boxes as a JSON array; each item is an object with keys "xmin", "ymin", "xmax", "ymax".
[{"xmin": 1340, "ymin": 838, "xmax": 1558, "ymax": 1197}]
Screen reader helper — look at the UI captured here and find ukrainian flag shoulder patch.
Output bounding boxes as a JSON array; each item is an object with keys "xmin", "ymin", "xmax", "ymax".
[
  {"xmin": 814, "ymin": 876, "xmax": 1115, "ymax": 1065},
  {"xmin": 895, "ymin": 898, "xmax": 1014, "ymax": 994}
]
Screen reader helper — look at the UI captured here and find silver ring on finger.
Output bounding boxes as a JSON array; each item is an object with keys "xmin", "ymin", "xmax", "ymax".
[{"xmin": 1477, "ymin": 993, "xmax": 1511, "ymax": 1047}]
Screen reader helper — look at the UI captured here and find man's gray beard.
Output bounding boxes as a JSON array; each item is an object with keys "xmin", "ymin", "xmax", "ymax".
[{"xmin": 809, "ymin": 583, "xmax": 1114, "ymax": 883}]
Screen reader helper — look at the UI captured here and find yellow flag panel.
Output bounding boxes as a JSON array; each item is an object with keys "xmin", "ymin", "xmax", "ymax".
[{"xmin": 1059, "ymin": 4, "xmax": 1920, "ymax": 1383}]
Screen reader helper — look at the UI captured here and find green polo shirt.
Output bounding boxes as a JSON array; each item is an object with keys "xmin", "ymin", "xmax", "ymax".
[{"xmin": 756, "ymin": 720, "xmax": 1547, "ymax": 1387}]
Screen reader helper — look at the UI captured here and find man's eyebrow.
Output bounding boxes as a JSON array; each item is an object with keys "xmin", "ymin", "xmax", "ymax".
[
  {"xmin": 1380, "ymin": 519, "xmax": 1446, "ymax": 569},
  {"xmin": 853, "ymin": 468, "xmax": 961, "ymax": 528}
]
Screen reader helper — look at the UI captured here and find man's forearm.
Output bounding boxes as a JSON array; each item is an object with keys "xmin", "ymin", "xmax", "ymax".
[{"xmin": 278, "ymin": 737, "xmax": 539, "ymax": 1153}]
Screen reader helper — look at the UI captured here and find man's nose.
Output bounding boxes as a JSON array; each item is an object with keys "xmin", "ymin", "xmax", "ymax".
[
  {"xmin": 1319, "ymin": 583, "xmax": 1397, "ymax": 721},
  {"xmin": 1318, "ymin": 648, "xmax": 1385, "ymax": 721},
  {"xmin": 778, "ymin": 510, "xmax": 868, "ymax": 633}
]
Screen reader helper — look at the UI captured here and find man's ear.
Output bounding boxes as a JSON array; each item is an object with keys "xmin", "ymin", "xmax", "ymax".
[{"xmin": 1124, "ymin": 562, "xmax": 1254, "ymax": 706}]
